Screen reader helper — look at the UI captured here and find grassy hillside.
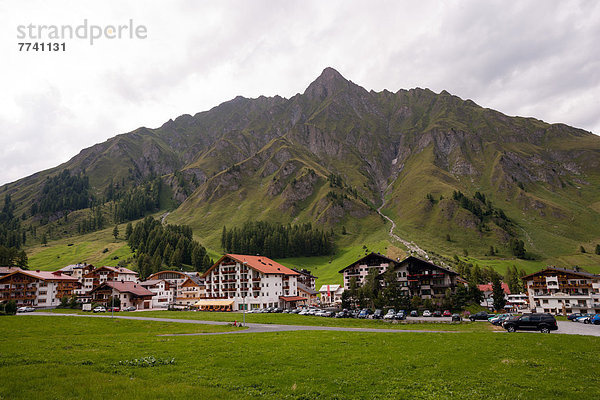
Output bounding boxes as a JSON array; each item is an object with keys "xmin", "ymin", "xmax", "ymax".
[{"xmin": 26, "ymin": 226, "xmax": 135, "ymax": 271}]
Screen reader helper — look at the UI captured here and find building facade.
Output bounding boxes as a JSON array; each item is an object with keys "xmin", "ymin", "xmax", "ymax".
[
  {"xmin": 291, "ymin": 268, "xmax": 318, "ymax": 290},
  {"xmin": 377, "ymin": 256, "xmax": 462, "ymax": 300},
  {"xmin": 177, "ymin": 276, "xmax": 205, "ymax": 307},
  {"xmin": 318, "ymin": 284, "xmax": 344, "ymax": 306},
  {"xmin": 522, "ymin": 267, "xmax": 600, "ymax": 314},
  {"xmin": 0, "ymin": 270, "xmax": 79, "ymax": 307},
  {"xmin": 139, "ymin": 279, "xmax": 173, "ymax": 308},
  {"xmin": 202, "ymin": 254, "xmax": 299, "ymax": 310},
  {"xmin": 297, "ymin": 283, "xmax": 319, "ymax": 306},
  {"xmin": 91, "ymin": 281, "xmax": 154, "ymax": 309},
  {"xmin": 145, "ymin": 270, "xmax": 204, "ymax": 308},
  {"xmin": 339, "ymin": 252, "xmax": 397, "ymax": 290},
  {"xmin": 78, "ymin": 266, "xmax": 139, "ymax": 303}
]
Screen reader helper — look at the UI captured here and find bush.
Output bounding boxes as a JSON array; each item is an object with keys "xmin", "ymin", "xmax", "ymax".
[
  {"xmin": 59, "ymin": 296, "xmax": 70, "ymax": 308},
  {"xmin": 4, "ymin": 300, "xmax": 17, "ymax": 315}
]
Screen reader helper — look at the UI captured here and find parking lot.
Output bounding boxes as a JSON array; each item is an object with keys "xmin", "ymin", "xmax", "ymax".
[{"xmin": 462, "ymin": 316, "xmax": 600, "ymax": 336}]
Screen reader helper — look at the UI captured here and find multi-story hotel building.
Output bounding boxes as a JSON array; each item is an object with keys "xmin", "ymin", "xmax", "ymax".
[
  {"xmin": 202, "ymin": 254, "xmax": 302, "ymax": 310},
  {"xmin": 90, "ymin": 281, "xmax": 154, "ymax": 310},
  {"xmin": 382, "ymin": 256, "xmax": 461, "ymax": 299},
  {"xmin": 339, "ymin": 252, "xmax": 396, "ymax": 290},
  {"xmin": 145, "ymin": 270, "xmax": 204, "ymax": 308},
  {"xmin": 78, "ymin": 266, "xmax": 139, "ymax": 302},
  {"xmin": 341, "ymin": 253, "xmax": 462, "ymax": 301},
  {"xmin": 522, "ymin": 267, "xmax": 600, "ymax": 314},
  {"xmin": 0, "ymin": 270, "xmax": 79, "ymax": 307}
]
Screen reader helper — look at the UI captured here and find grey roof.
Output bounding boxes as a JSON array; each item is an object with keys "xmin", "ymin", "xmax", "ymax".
[
  {"xmin": 140, "ymin": 279, "xmax": 164, "ymax": 286},
  {"xmin": 297, "ymin": 282, "xmax": 318, "ymax": 295},
  {"xmin": 186, "ymin": 274, "xmax": 204, "ymax": 285},
  {"xmin": 59, "ymin": 263, "xmax": 92, "ymax": 272}
]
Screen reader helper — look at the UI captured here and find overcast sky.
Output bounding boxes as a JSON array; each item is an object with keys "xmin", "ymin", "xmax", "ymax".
[{"xmin": 1, "ymin": 0, "xmax": 599, "ymax": 186}]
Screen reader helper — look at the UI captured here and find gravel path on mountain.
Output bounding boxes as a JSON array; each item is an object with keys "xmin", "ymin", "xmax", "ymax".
[{"xmin": 377, "ymin": 179, "xmax": 428, "ymax": 258}]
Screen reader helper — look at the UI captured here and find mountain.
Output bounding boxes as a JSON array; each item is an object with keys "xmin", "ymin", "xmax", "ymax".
[{"xmin": 4, "ymin": 67, "xmax": 600, "ymax": 272}]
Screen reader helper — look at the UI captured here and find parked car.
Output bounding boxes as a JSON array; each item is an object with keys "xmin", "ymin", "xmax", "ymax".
[
  {"xmin": 290, "ymin": 308, "xmax": 301, "ymax": 314},
  {"xmin": 372, "ymin": 309, "xmax": 384, "ymax": 319},
  {"xmin": 490, "ymin": 314, "xmax": 513, "ymax": 326},
  {"xmin": 567, "ymin": 313, "xmax": 583, "ymax": 321},
  {"xmin": 107, "ymin": 307, "xmax": 120, "ymax": 312},
  {"xmin": 335, "ymin": 309, "xmax": 350, "ymax": 318},
  {"xmin": 358, "ymin": 309, "xmax": 372, "ymax": 319},
  {"xmin": 93, "ymin": 306, "xmax": 106, "ymax": 313},
  {"xmin": 422, "ymin": 310, "xmax": 432, "ymax": 317},
  {"xmin": 432, "ymin": 310, "xmax": 442, "ymax": 317},
  {"xmin": 122, "ymin": 306, "xmax": 137, "ymax": 312},
  {"xmin": 575, "ymin": 315, "xmax": 592, "ymax": 324},
  {"xmin": 591, "ymin": 314, "xmax": 600, "ymax": 325},
  {"xmin": 502, "ymin": 313, "xmax": 558, "ymax": 333},
  {"xmin": 349, "ymin": 309, "xmax": 361, "ymax": 318},
  {"xmin": 383, "ymin": 309, "xmax": 396, "ymax": 320},
  {"xmin": 451, "ymin": 313, "xmax": 461, "ymax": 322},
  {"xmin": 469, "ymin": 311, "xmax": 492, "ymax": 321},
  {"xmin": 394, "ymin": 311, "xmax": 406, "ymax": 320},
  {"xmin": 17, "ymin": 306, "xmax": 35, "ymax": 313},
  {"xmin": 443, "ymin": 310, "xmax": 452, "ymax": 317},
  {"xmin": 410, "ymin": 310, "xmax": 418, "ymax": 317}
]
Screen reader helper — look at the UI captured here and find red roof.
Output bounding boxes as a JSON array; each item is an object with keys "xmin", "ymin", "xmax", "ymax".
[
  {"xmin": 92, "ymin": 281, "xmax": 154, "ymax": 297},
  {"xmin": 0, "ymin": 269, "xmax": 78, "ymax": 282},
  {"xmin": 279, "ymin": 296, "xmax": 306, "ymax": 302},
  {"xmin": 204, "ymin": 254, "xmax": 299, "ymax": 277},
  {"xmin": 477, "ymin": 282, "xmax": 510, "ymax": 294},
  {"xmin": 0, "ymin": 266, "xmax": 23, "ymax": 275}
]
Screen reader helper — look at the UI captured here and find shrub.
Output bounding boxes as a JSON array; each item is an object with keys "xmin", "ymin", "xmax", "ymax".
[{"xmin": 5, "ymin": 300, "xmax": 17, "ymax": 315}]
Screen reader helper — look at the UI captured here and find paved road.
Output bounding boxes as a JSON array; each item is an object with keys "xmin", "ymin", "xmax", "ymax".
[{"xmin": 21, "ymin": 313, "xmax": 600, "ymax": 336}]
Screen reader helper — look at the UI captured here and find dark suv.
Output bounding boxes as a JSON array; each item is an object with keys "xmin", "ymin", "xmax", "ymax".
[{"xmin": 502, "ymin": 313, "xmax": 558, "ymax": 333}]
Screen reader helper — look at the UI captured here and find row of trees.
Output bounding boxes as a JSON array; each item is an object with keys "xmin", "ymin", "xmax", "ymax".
[
  {"xmin": 113, "ymin": 178, "xmax": 162, "ymax": 223},
  {"xmin": 128, "ymin": 216, "xmax": 213, "ymax": 279},
  {"xmin": 0, "ymin": 194, "xmax": 26, "ymax": 249},
  {"xmin": 0, "ymin": 245, "xmax": 28, "ymax": 269},
  {"xmin": 32, "ymin": 169, "xmax": 91, "ymax": 215},
  {"xmin": 221, "ymin": 221, "xmax": 334, "ymax": 258}
]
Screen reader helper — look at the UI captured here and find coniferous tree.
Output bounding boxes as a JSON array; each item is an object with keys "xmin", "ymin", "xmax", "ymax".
[
  {"xmin": 125, "ymin": 222, "xmax": 133, "ymax": 240},
  {"xmin": 492, "ymin": 275, "xmax": 507, "ymax": 311},
  {"xmin": 113, "ymin": 225, "xmax": 119, "ymax": 240}
]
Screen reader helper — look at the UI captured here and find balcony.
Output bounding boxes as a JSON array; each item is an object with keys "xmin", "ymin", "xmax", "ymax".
[{"xmin": 221, "ymin": 269, "xmax": 236, "ymax": 274}]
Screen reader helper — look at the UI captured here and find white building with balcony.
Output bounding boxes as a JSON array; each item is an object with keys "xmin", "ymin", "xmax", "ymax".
[
  {"xmin": 201, "ymin": 254, "xmax": 301, "ymax": 310},
  {"xmin": 522, "ymin": 267, "xmax": 600, "ymax": 314}
]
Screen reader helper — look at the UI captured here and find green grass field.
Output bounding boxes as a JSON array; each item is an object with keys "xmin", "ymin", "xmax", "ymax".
[
  {"xmin": 1, "ymin": 315, "xmax": 599, "ymax": 399},
  {"xmin": 49, "ymin": 309, "xmax": 495, "ymax": 332}
]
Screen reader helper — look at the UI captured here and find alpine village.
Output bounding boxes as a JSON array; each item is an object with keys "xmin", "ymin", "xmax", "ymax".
[{"xmin": 2, "ymin": 71, "xmax": 600, "ymax": 336}]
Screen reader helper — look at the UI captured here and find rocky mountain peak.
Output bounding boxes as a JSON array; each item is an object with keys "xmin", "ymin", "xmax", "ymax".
[{"xmin": 303, "ymin": 67, "xmax": 351, "ymax": 100}]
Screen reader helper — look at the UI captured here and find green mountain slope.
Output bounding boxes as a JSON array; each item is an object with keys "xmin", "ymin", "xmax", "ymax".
[{"xmin": 3, "ymin": 67, "xmax": 600, "ymax": 277}]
